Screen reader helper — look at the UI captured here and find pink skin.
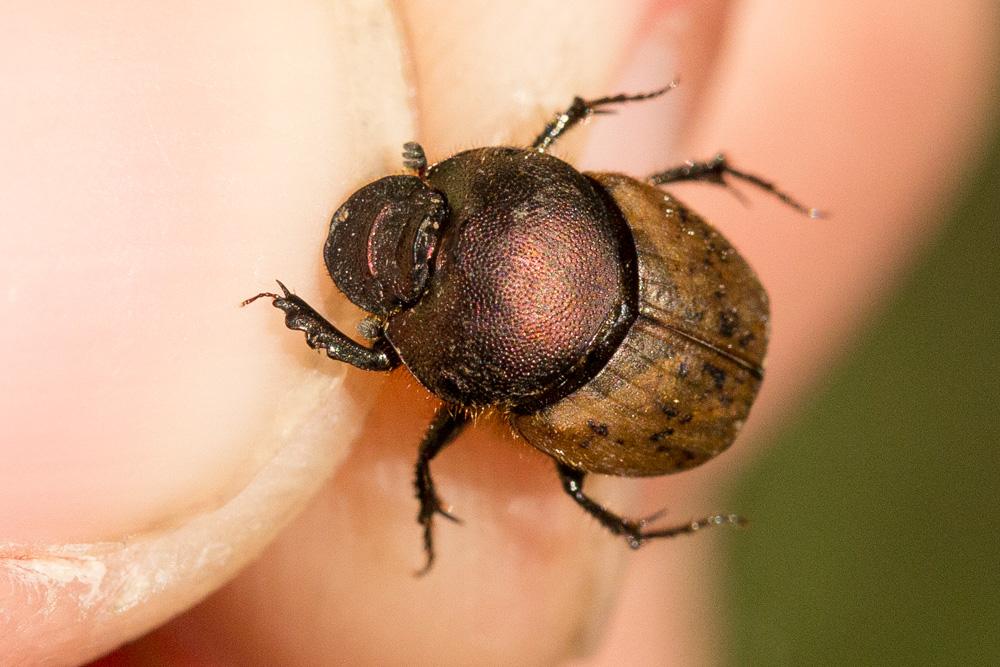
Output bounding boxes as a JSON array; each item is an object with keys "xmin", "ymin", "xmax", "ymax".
[{"xmin": 1, "ymin": 1, "xmax": 996, "ymax": 665}]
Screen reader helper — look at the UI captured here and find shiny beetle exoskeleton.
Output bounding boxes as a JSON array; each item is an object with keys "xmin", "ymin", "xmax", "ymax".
[{"xmin": 246, "ymin": 84, "xmax": 818, "ymax": 573}]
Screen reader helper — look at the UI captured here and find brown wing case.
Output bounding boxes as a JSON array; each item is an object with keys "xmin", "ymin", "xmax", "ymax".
[{"xmin": 513, "ymin": 173, "xmax": 769, "ymax": 477}]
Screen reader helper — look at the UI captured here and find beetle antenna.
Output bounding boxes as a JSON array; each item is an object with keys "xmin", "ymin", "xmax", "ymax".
[{"xmin": 402, "ymin": 141, "xmax": 428, "ymax": 178}]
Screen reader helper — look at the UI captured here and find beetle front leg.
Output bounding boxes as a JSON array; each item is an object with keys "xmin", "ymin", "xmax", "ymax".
[
  {"xmin": 649, "ymin": 153, "xmax": 821, "ymax": 218},
  {"xmin": 556, "ymin": 463, "xmax": 745, "ymax": 548},
  {"xmin": 243, "ymin": 281, "xmax": 399, "ymax": 371}
]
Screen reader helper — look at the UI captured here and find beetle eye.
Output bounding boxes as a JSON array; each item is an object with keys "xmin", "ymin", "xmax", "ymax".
[{"xmin": 325, "ymin": 175, "xmax": 448, "ymax": 316}]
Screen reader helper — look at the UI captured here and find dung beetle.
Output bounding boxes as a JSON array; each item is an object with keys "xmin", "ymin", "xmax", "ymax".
[{"xmin": 246, "ymin": 83, "xmax": 817, "ymax": 573}]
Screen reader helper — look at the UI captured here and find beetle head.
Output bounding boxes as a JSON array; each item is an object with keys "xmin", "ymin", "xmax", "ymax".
[{"xmin": 324, "ymin": 175, "xmax": 447, "ymax": 317}]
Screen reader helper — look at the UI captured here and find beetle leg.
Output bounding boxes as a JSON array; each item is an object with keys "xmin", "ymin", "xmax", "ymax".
[
  {"xmin": 242, "ymin": 281, "xmax": 399, "ymax": 371},
  {"xmin": 531, "ymin": 82, "xmax": 678, "ymax": 153},
  {"xmin": 649, "ymin": 153, "xmax": 822, "ymax": 218},
  {"xmin": 556, "ymin": 462, "xmax": 745, "ymax": 548},
  {"xmin": 414, "ymin": 405, "xmax": 469, "ymax": 575}
]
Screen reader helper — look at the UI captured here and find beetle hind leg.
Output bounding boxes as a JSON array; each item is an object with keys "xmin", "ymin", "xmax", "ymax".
[
  {"xmin": 414, "ymin": 405, "xmax": 469, "ymax": 575},
  {"xmin": 556, "ymin": 463, "xmax": 745, "ymax": 548}
]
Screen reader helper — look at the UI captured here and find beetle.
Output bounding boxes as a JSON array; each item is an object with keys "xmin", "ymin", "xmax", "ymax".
[{"xmin": 245, "ymin": 83, "xmax": 817, "ymax": 573}]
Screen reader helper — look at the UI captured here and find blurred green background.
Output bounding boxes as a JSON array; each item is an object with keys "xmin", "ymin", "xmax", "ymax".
[{"xmin": 724, "ymin": 117, "xmax": 1000, "ymax": 662}]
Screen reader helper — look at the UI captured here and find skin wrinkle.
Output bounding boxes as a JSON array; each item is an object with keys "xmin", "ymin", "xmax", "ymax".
[{"xmin": 0, "ymin": 368, "xmax": 360, "ymax": 664}]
